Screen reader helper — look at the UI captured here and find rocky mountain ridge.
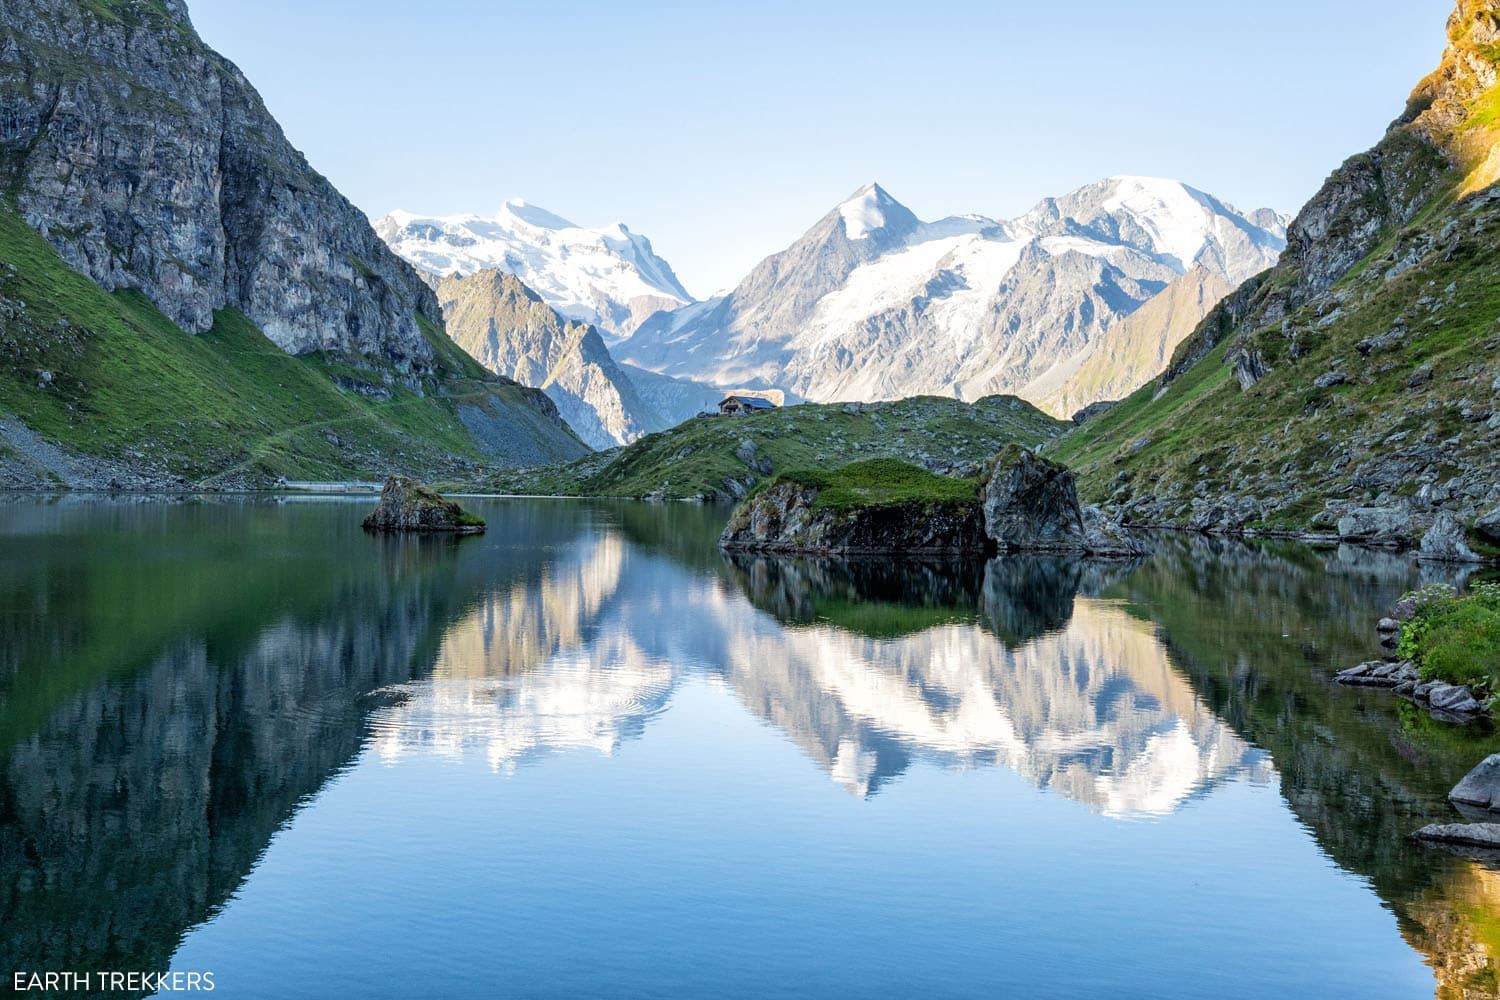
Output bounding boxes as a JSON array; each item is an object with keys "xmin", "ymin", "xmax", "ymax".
[
  {"xmin": 0, "ymin": 0, "xmax": 442, "ymax": 369},
  {"xmin": 0, "ymin": 0, "xmax": 587, "ymax": 485},
  {"xmin": 435, "ymin": 269, "xmax": 718, "ymax": 449}
]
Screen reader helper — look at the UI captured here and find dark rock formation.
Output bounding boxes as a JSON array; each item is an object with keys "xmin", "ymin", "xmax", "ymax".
[
  {"xmin": 719, "ymin": 480, "xmax": 987, "ymax": 556},
  {"xmin": 362, "ymin": 476, "xmax": 485, "ymax": 534},
  {"xmin": 1070, "ymin": 400, "xmax": 1117, "ymax": 426},
  {"xmin": 982, "ymin": 450, "xmax": 1145, "ymax": 556},
  {"xmin": 1475, "ymin": 506, "xmax": 1500, "ymax": 545}
]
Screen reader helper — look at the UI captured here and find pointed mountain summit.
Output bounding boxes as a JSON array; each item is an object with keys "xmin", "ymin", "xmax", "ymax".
[
  {"xmin": 616, "ymin": 177, "xmax": 1284, "ymax": 414},
  {"xmin": 837, "ymin": 183, "xmax": 919, "ymax": 240}
]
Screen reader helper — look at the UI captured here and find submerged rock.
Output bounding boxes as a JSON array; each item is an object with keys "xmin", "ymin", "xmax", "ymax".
[
  {"xmin": 1451, "ymin": 754, "xmax": 1500, "ymax": 812},
  {"xmin": 982, "ymin": 449, "xmax": 1147, "ymax": 557},
  {"xmin": 1412, "ymin": 822, "xmax": 1500, "ymax": 849},
  {"xmin": 362, "ymin": 476, "xmax": 486, "ymax": 534}
]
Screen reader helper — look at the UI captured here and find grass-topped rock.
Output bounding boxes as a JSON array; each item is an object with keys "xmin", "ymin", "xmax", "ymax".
[
  {"xmin": 719, "ymin": 459, "xmax": 987, "ymax": 555},
  {"xmin": 362, "ymin": 476, "xmax": 486, "ymax": 534}
]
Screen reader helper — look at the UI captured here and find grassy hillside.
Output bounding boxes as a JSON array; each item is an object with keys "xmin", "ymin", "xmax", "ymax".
[
  {"xmin": 1052, "ymin": 177, "xmax": 1500, "ymax": 535},
  {"xmin": 479, "ymin": 395, "xmax": 1065, "ymax": 500},
  {"xmin": 0, "ymin": 204, "xmax": 586, "ymax": 487},
  {"xmin": 1050, "ymin": 3, "xmax": 1500, "ymax": 540}
]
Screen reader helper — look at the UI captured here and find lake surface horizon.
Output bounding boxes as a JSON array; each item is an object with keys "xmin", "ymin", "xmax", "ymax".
[{"xmin": 2, "ymin": 495, "xmax": 1497, "ymax": 998}]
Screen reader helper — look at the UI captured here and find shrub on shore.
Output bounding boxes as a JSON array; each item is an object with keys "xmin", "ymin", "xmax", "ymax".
[{"xmin": 1397, "ymin": 583, "xmax": 1500, "ymax": 695}]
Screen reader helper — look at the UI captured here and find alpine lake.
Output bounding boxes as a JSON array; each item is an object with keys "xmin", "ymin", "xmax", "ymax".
[{"xmin": 2, "ymin": 494, "xmax": 1498, "ymax": 999}]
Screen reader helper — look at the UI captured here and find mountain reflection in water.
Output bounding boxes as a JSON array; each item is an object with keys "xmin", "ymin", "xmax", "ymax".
[
  {"xmin": 371, "ymin": 537, "xmax": 1268, "ymax": 812},
  {"xmin": 0, "ymin": 497, "xmax": 1496, "ymax": 998}
]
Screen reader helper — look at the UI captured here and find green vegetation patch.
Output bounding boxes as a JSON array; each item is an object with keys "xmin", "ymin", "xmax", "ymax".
[
  {"xmin": 1397, "ymin": 583, "xmax": 1500, "ymax": 695},
  {"xmin": 1049, "ymin": 181, "xmax": 1500, "ymax": 530},
  {"xmin": 0, "ymin": 202, "xmax": 577, "ymax": 483},
  {"xmin": 483, "ymin": 395, "xmax": 1065, "ymax": 500},
  {"xmin": 772, "ymin": 458, "xmax": 980, "ymax": 511}
]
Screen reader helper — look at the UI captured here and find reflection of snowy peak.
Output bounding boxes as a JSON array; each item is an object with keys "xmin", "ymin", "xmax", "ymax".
[
  {"xmin": 618, "ymin": 177, "xmax": 1287, "ymax": 416},
  {"xmin": 375, "ymin": 199, "xmax": 694, "ymax": 338},
  {"xmin": 369, "ymin": 530, "xmax": 1270, "ymax": 816}
]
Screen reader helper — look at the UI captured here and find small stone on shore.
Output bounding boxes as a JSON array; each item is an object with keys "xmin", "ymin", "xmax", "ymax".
[{"xmin": 1451, "ymin": 754, "xmax": 1500, "ymax": 811}]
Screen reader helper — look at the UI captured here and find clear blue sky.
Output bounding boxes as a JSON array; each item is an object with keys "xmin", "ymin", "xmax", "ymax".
[{"xmin": 188, "ymin": 0, "xmax": 1453, "ymax": 297}]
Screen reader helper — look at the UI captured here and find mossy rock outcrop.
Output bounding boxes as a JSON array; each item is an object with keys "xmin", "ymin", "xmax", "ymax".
[
  {"xmin": 362, "ymin": 476, "xmax": 486, "ymax": 534},
  {"xmin": 719, "ymin": 460, "xmax": 987, "ymax": 556}
]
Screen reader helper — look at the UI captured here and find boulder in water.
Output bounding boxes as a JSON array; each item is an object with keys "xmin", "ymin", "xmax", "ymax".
[
  {"xmin": 362, "ymin": 476, "xmax": 486, "ymax": 534},
  {"xmin": 1451, "ymin": 753, "xmax": 1500, "ymax": 812},
  {"xmin": 981, "ymin": 449, "xmax": 1146, "ymax": 557},
  {"xmin": 1412, "ymin": 822, "xmax": 1500, "ymax": 849}
]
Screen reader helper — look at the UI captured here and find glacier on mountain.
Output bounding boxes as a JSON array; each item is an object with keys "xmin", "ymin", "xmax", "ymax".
[{"xmin": 374, "ymin": 199, "xmax": 693, "ymax": 339}]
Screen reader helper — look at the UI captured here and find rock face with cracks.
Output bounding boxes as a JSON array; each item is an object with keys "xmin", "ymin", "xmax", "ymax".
[
  {"xmin": 0, "ymin": 0, "xmax": 443, "ymax": 368},
  {"xmin": 982, "ymin": 449, "xmax": 1146, "ymax": 557},
  {"xmin": 719, "ymin": 478, "xmax": 987, "ymax": 556}
]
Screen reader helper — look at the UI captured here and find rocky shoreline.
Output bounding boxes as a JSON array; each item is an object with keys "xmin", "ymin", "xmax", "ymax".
[{"xmin": 1335, "ymin": 596, "xmax": 1493, "ymax": 722}]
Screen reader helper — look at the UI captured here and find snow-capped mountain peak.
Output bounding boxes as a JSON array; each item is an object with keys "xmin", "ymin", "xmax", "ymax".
[
  {"xmin": 838, "ymin": 182, "xmax": 899, "ymax": 240},
  {"xmin": 375, "ymin": 201, "xmax": 694, "ymax": 338},
  {"xmin": 617, "ymin": 175, "xmax": 1288, "ymax": 415},
  {"xmin": 1020, "ymin": 175, "xmax": 1288, "ymax": 283}
]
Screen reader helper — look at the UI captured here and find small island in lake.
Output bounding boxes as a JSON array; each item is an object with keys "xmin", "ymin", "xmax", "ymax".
[{"xmin": 362, "ymin": 476, "xmax": 487, "ymax": 534}]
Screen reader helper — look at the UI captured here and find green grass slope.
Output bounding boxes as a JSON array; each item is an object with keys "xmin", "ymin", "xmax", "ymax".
[
  {"xmin": 480, "ymin": 395, "xmax": 1066, "ymax": 500},
  {"xmin": 768, "ymin": 458, "xmax": 982, "ymax": 511},
  {"xmin": 1052, "ymin": 178, "xmax": 1500, "ymax": 535},
  {"xmin": 0, "ymin": 204, "xmax": 586, "ymax": 487},
  {"xmin": 1051, "ymin": 2, "xmax": 1500, "ymax": 539}
]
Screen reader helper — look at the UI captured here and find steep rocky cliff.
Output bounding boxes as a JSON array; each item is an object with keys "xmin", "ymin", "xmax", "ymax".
[
  {"xmin": 1054, "ymin": 0, "xmax": 1500, "ymax": 547},
  {"xmin": 0, "ymin": 0, "xmax": 439, "ymax": 367},
  {"xmin": 719, "ymin": 461, "xmax": 989, "ymax": 556},
  {"xmin": 0, "ymin": 0, "xmax": 588, "ymax": 484}
]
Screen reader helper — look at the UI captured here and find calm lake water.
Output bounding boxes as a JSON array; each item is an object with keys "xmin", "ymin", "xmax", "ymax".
[{"xmin": 2, "ymin": 496, "xmax": 1498, "ymax": 999}]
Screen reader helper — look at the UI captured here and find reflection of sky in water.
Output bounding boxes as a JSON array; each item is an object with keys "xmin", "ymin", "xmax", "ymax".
[{"xmin": 368, "ymin": 533, "xmax": 1270, "ymax": 815}]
